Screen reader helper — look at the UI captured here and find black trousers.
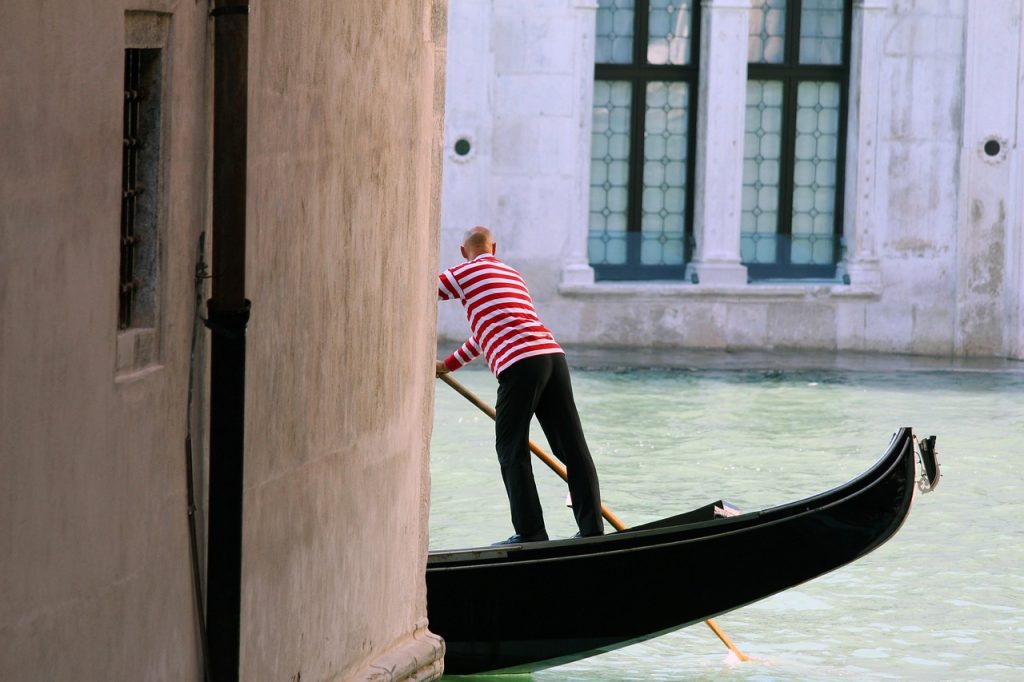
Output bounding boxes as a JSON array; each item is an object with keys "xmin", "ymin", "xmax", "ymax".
[{"xmin": 494, "ymin": 353, "xmax": 604, "ymax": 537}]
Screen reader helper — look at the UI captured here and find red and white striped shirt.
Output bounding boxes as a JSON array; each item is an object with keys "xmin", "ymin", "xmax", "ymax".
[{"xmin": 438, "ymin": 253, "xmax": 563, "ymax": 377}]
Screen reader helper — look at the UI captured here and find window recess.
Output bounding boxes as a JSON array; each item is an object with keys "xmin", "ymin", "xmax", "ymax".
[{"xmin": 119, "ymin": 47, "xmax": 162, "ymax": 330}]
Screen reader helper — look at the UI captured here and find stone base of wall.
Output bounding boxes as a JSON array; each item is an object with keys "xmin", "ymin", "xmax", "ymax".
[{"xmin": 345, "ymin": 620, "xmax": 445, "ymax": 682}]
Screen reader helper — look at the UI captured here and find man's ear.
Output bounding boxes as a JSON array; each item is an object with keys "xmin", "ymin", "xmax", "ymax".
[
  {"xmin": 460, "ymin": 245, "xmax": 468, "ymax": 259},
  {"xmin": 490, "ymin": 243, "xmax": 497, "ymax": 256}
]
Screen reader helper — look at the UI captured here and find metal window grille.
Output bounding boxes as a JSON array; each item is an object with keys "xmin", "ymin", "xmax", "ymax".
[
  {"xmin": 120, "ymin": 48, "xmax": 144, "ymax": 329},
  {"xmin": 589, "ymin": 1, "xmax": 701, "ymax": 281},
  {"xmin": 119, "ymin": 46, "xmax": 161, "ymax": 329},
  {"xmin": 742, "ymin": 0, "xmax": 851, "ymax": 280}
]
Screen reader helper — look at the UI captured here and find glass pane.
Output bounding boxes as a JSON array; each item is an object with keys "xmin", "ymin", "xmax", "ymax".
[
  {"xmin": 741, "ymin": 80, "xmax": 783, "ymax": 264},
  {"xmin": 640, "ymin": 81, "xmax": 688, "ymax": 265},
  {"xmin": 800, "ymin": 0, "xmax": 844, "ymax": 65},
  {"xmin": 648, "ymin": 0, "xmax": 694, "ymax": 65},
  {"xmin": 749, "ymin": 0, "xmax": 786, "ymax": 64},
  {"xmin": 790, "ymin": 81, "xmax": 840, "ymax": 264},
  {"xmin": 589, "ymin": 80, "xmax": 633, "ymax": 265},
  {"xmin": 596, "ymin": 0, "xmax": 635, "ymax": 64}
]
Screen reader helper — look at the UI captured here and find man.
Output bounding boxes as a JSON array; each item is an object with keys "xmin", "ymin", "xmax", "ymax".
[{"xmin": 436, "ymin": 226, "xmax": 604, "ymax": 545}]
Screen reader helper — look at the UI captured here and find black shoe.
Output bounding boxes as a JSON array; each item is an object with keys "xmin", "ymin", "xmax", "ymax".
[
  {"xmin": 572, "ymin": 530, "xmax": 605, "ymax": 539},
  {"xmin": 492, "ymin": 530, "xmax": 549, "ymax": 546}
]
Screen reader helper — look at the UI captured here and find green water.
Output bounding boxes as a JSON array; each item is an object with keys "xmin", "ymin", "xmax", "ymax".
[{"xmin": 429, "ymin": 363, "xmax": 1024, "ymax": 681}]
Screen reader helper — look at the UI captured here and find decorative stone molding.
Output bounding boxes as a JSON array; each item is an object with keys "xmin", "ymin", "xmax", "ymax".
[
  {"xmin": 347, "ymin": 620, "xmax": 445, "ymax": 682},
  {"xmin": 561, "ymin": 261, "xmax": 597, "ymax": 287}
]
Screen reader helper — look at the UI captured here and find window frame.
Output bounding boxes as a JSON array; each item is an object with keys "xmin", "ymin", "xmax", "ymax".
[
  {"xmin": 744, "ymin": 0, "xmax": 853, "ymax": 280},
  {"xmin": 117, "ymin": 11, "xmax": 170, "ymax": 377},
  {"xmin": 591, "ymin": 1, "xmax": 702, "ymax": 281}
]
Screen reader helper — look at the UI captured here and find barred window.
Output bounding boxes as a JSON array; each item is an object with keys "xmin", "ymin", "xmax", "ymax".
[
  {"xmin": 742, "ymin": 0, "xmax": 850, "ymax": 279},
  {"xmin": 590, "ymin": 0, "xmax": 700, "ymax": 280},
  {"xmin": 119, "ymin": 47, "xmax": 162, "ymax": 329}
]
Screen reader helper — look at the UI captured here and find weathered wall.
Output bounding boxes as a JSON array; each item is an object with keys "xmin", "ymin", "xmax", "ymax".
[
  {"xmin": 439, "ymin": 0, "xmax": 1024, "ymax": 360},
  {"xmin": 244, "ymin": 1, "xmax": 446, "ymax": 680},
  {"xmin": 856, "ymin": 0, "xmax": 966, "ymax": 356},
  {"xmin": 439, "ymin": 0, "xmax": 493, "ymax": 342},
  {"xmin": 953, "ymin": 0, "xmax": 1022, "ymax": 356},
  {"xmin": 2, "ymin": 1, "xmax": 447, "ymax": 680},
  {"xmin": 0, "ymin": 1, "xmax": 210, "ymax": 679}
]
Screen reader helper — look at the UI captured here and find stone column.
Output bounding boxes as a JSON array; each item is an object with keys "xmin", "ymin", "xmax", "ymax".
[
  {"xmin": 561, "ymin": 0, "xmax": 600, "ymax": 287},
  {"xmin": 837, "ymin": 0, "xmax": 886, "ymax": 289},
  {"xmin": 685, "ymin": 0, "xmax": 750, "ymax": 286}
]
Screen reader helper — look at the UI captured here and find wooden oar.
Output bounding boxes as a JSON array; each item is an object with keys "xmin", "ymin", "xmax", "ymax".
[{"xmin": 437, "ymin": 371, "xmax": 750, "ymax": 662}]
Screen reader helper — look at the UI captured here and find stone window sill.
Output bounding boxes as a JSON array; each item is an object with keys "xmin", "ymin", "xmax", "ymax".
[
  {"xmin": 115, "ymin": 327, "xmax": 162, "ymax": 380},
  {"xmin": 559, "ymin": 280, "xmax": 882, "ymax": 300}
]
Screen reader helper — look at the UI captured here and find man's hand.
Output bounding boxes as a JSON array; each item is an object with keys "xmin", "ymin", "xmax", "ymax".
[{"xmin": 435, "ymin": 360, "xmax": 450, "ymax": 377}]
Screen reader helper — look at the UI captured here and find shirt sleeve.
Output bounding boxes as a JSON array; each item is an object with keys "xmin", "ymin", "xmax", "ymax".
[
  {"xmin": 443, "ymin": 337, "xmax": 481, "ymax": 372},
  {"xmin": 438, "ymin": 269, "xmax": 462, "ymax": 301}
]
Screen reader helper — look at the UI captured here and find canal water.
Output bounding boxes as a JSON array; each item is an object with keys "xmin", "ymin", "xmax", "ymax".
[{"xmin": 429, "ymin": 354, "xmax": 1024, "ymax": 680}]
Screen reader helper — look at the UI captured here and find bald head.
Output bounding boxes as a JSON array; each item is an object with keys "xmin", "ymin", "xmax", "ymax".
[{"xmin": 461, "ymin": 226, "xmax": 496, "ymax": 259}]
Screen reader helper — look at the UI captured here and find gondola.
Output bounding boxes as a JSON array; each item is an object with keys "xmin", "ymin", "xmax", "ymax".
[{"xmin": 426, "ymin": 427, "xmax": 940, "ymax": 675}]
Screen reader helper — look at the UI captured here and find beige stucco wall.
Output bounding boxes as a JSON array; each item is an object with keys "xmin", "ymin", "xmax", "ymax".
[
  {"xmin": 244, "ymin": 1, "xmax": 446, "ymax": 680},
  {"xmin": 1, "ymin": 1, "xmax": 447, "ymax": 680},
  {"xmin": 0, "ymin": 1, "xmax": 211, "ymax": 679}
]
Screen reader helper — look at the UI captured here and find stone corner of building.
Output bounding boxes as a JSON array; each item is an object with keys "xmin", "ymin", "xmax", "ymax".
[{"xmin": 345, "ymin": 621, "xmax": 445, "ymax": 682}]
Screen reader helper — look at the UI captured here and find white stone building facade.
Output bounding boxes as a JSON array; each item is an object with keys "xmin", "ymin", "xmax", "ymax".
[{"xmin": 439, "ymin": 0, "xmax": 1024, "ymax": 360}]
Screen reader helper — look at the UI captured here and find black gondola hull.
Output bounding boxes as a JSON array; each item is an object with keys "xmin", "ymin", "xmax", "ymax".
[{"xmin": 427, "ymin": 427, "xmax": 933, "ymax": 674}]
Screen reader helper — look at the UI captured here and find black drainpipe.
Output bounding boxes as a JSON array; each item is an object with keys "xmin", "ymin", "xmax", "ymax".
[{"xmin": 207, "ymin": 3, "xmax": 250, "ymax": 681}]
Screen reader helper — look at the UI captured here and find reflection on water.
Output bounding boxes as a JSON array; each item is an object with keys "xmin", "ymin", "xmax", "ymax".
[{"xmin": 430, "ymin": 365, "xmax": 1024, "ymax": 680}]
